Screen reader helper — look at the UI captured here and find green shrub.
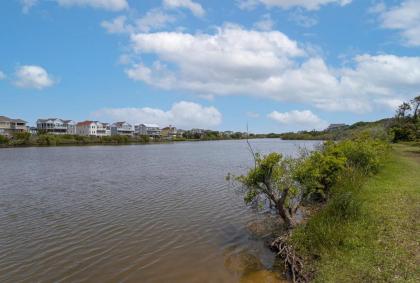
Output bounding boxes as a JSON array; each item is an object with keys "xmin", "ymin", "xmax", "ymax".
[{"xmin": 0, "ymin": 135, "xmax": 9, "ymax": 144}]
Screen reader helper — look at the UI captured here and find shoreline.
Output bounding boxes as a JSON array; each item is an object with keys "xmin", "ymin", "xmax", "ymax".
[{"xmin": 0, "ymin": 136, "xmax": 288, "ymax": 149}]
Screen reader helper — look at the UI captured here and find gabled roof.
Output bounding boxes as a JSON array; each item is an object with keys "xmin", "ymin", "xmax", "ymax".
[
  {"xmin": 77, "ymin": 120, "xmax": 95, "ymax": 126},
  {"xmin": 113, "ymin": 121, "xmax": 132, "ymax": 127},
  {"xmin": 141, "ymin": 123, "xmax": 160, "ymax": 128},
  {"xmin": 0, "ymin": 116, "xmax": 27, "ymax": 123}
]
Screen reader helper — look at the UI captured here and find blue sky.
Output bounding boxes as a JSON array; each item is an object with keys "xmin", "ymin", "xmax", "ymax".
[{"xmin": 1, "ymin": 0, "xmax": 419, "ymax": 133}]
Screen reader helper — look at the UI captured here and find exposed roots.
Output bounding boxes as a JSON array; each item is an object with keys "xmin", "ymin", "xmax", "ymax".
[{"xmin": 270, "ymin": 233, "xmax": 311, "ymax": 283}]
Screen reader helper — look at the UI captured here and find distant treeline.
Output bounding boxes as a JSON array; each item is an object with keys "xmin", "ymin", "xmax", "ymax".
[
  {"xmin": 279, "ymin": 96, "xmax": 420, "ymax": 143},
  {"xmin": 0, "ymin": 131, "xmax": 283, "ymax": 147}
]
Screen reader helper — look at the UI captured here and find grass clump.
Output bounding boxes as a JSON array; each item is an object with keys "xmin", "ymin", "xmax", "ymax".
[{"xmin": 290, "ymin": 144, "xmax": 420, "ymax": 282}]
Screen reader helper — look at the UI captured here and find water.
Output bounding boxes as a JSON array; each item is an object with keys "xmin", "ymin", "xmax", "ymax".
[{"xmin": 0, "ymin": 139, "xmax": 319, "ymax": 283}]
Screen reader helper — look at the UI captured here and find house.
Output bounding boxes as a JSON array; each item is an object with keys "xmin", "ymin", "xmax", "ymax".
[
  {"xmin": 0, "ymin": 116, "xmax": 27, "ymax": 136},
  {"xmin": 76, "ymin": 121, "xmax": 97, "ymax": 136},
  {"xmin": 111, "ymin": 121, "xmax": 134, "ymax": 136},
  {"xmin": 135, "ymin": 124, "xmax": 161, "ymax": 138},
  {"xmin": 191, "ymin": 128, "xmax": 205, "ymax": 135},
  {"xmin": 161, "ymin": 125, "xmax": 177, "ymax": 139},
  {"xmin": 76, "ymin": 121, "xmax": 111, "ymax": 137},
  {"xmin": 327, "ymin": 124, "xmax": 347, "ymax": 131},
  {"xmin": 36, "ymin": 118, "xmax": 76, "ymax": 135},
  {"xmin": 96, "ymin": 122, "xmax": 111, "ymax": 137}
]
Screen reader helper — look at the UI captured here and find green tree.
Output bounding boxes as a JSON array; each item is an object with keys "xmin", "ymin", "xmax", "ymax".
[{"xmin": 237, "ymin": 153, "xmax": 302, "ymax": 228}]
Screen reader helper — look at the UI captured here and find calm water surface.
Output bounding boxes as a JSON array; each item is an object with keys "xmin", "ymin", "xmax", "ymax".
[{"xmin": 0, "ymin": 139, "xmax": 319, "ymax": 283}]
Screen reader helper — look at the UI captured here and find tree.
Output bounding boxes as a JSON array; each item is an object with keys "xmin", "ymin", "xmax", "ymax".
[
  {"xmin": 237, "ymin": 153, "xmax": 302, "ymax": 228},
  {"xmin": 396, "ymin": 102, "xmax": 411, "ymax": 119},
  {"xmin": 411, "ymin": 95, "xmax": 420, "ymax": 120}
]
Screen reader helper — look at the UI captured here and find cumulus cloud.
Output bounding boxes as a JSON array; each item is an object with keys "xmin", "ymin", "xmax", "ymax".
[
  {"xmin": 101, "ymin": 9, "xmax": 177, "ymax": 34},
  {"xmin": 123, "ymin": 25, "xmax": 420, "ymax": 113},
  {"xmin": 268, "ymin": 110, "xmax": 328, "ymax": 130},
  {"xmin": 254, "ymin": 14, "xmax": 275, "ymax": 31},
  {"xmin": 14, "ymin": 65, "xmax": 56, "ymax": 90},
  {"xmin": 163, "ymin": 0, "xmax": 205, "ymax": 17},
  {"xmin": 92, "ymin": 101, "xmax": 222, "ymax": 129},
  {"xmin": 21, "ymin": 0, "xmax": 38, "ymax": 13},
  {"xmin": 57, "ymin": 0, "xmax": 128, "ymax": 11},
  {"xmin": 0, "ymin": 70, "xmax": 6, "ymax": 80},
  {"xmin": 288, "ymin": 9, "xmax": 318, "ymax": 27},
  {"xmin": 375, "ymin": 0, "xmax": 420, "ymax": 47},
  {"xmin": 21, "ymin": 0, "xmax": 128, "ymax": 12},
  {"xmin": 237, "ymin": 0, "xmax": 352, "ymax": 11}
]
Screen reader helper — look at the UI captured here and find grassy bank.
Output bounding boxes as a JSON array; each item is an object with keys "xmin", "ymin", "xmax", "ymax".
[{"xmin": 291, "ymin": 144, "xmax": 419, "ymax": 282}]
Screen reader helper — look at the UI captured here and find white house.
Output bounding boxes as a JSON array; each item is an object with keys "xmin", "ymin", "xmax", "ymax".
[
  {"xmin": 135, "ymin": 124, "xmax": 161, "ymax": 138},
  {"xmin": 76, "ymin": 121, "xmax": 97, "ymax": 136},
  {"xmin": 36, "ymin": 118, "xmax": 76, "ymax": 135},
  {"xmin": 76, "ymin": 121, "xmax": 111, "ymax": 137},
  {"xmin": 96, "ymin": 122, "xmax": 111, "ymax": 137},
  {"xmin": 111, "ymin": 122, "xmax": 134, "ymax": 136}
]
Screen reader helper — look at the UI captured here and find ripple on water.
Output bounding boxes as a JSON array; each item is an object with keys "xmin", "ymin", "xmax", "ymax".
[{"xmin": 0, "ymin": 140, "xmax": 320, "ymax": 282}]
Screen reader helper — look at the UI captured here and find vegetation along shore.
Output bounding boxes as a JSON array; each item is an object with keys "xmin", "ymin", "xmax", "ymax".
[{"xmin": 229, "ymin": 96, "xmax": 419, "ymax": 282}]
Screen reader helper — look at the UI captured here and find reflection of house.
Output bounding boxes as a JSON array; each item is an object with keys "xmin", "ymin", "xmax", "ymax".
[
  {"xmin": 161, "ymin": 125, "xmax": 177, "ymax": 139},
  {"xmin": 135, "ymin": 124, "xmax": 161, "ymax": 138},
  {"xmin": 0, "ymin": 116, "xmax": 27, "ymax": 136},
  {"xmin": 111, "ymin": 122, "xmax": 134, "ymax": 136},
  {"xmin": 36, "ymin": 118, "xmax": 76, "ymax": 135}
]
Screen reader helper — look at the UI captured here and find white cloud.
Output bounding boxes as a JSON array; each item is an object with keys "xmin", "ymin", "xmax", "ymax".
[
  {"xmin": 376, "ymin": 0, "xmax": 420, "ymax": 47},
  {"xmin": 101, "ymin": 9, "xmax": 176, "ymax": 34},
  {"xmin": 14, "ymin": 65, "xmax": 56, "ymax": 90},
  {"xmin": 288, "ymin": 9, "xmax": 318, "ymax": 27},
  {"xmin": 254, "ymin": 14, "xmax": 275, "ymax": 31},
  {"xmin": 92, "ymin": 101, "xmax": 222, "ymax": 129},
  {"xmin": 57, "ymin": 0, "xmax": 128, "ymax": 11},
  {"xmin": 21, "ymin": 0, "xmax": 38, "ymax": 14},
  {"xmin": 136, "ymin": 9, "xmax": 177, "ymax": 32},
  {"xmin": 0, "ymin": 70, "xmax": 6, "ymax": 80},
  {"xmin": 163, "ymin": 0, "xmax": 205, "ymax": 17},
  {"xmin": 268, "ymin": 110, "xmax": 328, "ymax": 130},
  {"xmin": 101, "ymin": 16, "xmax": 131, "ymax": 34},
  {"xmin": 123, "ymin": 25, "xmax": 420, "ymax": 113},
  {"xmin": 237, "ymin": 0, "xmax": 352, "ymax": 10}
]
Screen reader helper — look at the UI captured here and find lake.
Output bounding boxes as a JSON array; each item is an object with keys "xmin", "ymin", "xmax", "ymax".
[{"xmin": 0, "ymin": 139, "xmax": 320, "ymax": 283}]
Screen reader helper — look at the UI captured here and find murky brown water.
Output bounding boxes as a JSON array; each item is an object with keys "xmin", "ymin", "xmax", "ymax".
[{"xmin": 0, "ymin": 139, "xmax": 318, "ymax": 282}]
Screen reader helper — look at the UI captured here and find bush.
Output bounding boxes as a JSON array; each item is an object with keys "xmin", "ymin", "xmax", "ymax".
[
  {"xmin": 294, "ymin": 143, "xmax": 347, "ymax": 200},
  {"xmin": 0, "ymin": 135, "xmax": 9, "ymax": 144}
]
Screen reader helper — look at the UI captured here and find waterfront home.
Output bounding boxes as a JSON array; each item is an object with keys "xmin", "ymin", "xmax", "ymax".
[
  {"xmin": 135, "ymin": 124, "xmax": 161, "ymax": 138},
  {"xmin": 161, "ymin": 125, "xmax": 177, "ymax": 139},
  {"xmin": 327, "ymin": 123, "xmax": 348, "ymax": 131},
  {"xmin": 191, "ymin": 128, "xmax": 205, "ymax": 135},
  {"xmin": 36, "ymin": 118, "xmax": 76, "ymax": 135},
  {"xmin": 76, "ymin": 121, "xmax": 111, "ymax": 137},
  {"xmin": 76, "ymin": 121, "xmax": 97, "ymax": 136},
  {"xmin": 0, "ymin": 116, "xmax": 27, "ymax": 136},
  {"xmin": 111, "ymin": 122, "xmax": 134, "ymax": 136},
  {"xmin": 96, "ymin": 122, "xmax": 111, "ymax": 137}
]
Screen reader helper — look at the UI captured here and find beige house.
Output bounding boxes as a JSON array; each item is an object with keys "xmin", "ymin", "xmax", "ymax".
[
  {"xmin": 0, "ymin": 116, "xmax": 27, "ymax": 136},
  {"xmin": 161, "ymin": 125, "xmax": 177, "ymax": 139}
]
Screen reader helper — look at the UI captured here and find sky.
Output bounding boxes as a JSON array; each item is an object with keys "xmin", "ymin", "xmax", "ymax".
[{"xmin": 1, "ymin": 0, "xmax": 420, "ymax": 133}]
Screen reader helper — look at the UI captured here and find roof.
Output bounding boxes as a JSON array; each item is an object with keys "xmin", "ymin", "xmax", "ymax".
[
  {"xmin": 113, "ymin": 121, "xmax": 132, "ymax": 127},
  {"xmin": 141, "ymin": 123, "xmax": 160, "ymax": 128},
  {"xmin": 37, "ymin": 118, "xmax": 70, "ymax": 123},
  {"xmin": 0, "ymin": 116, "xmax": 27, "ymax": 123},
  {"xmin": 77, "ymin": 120, "xmax": 95, "ymax": 126}
]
